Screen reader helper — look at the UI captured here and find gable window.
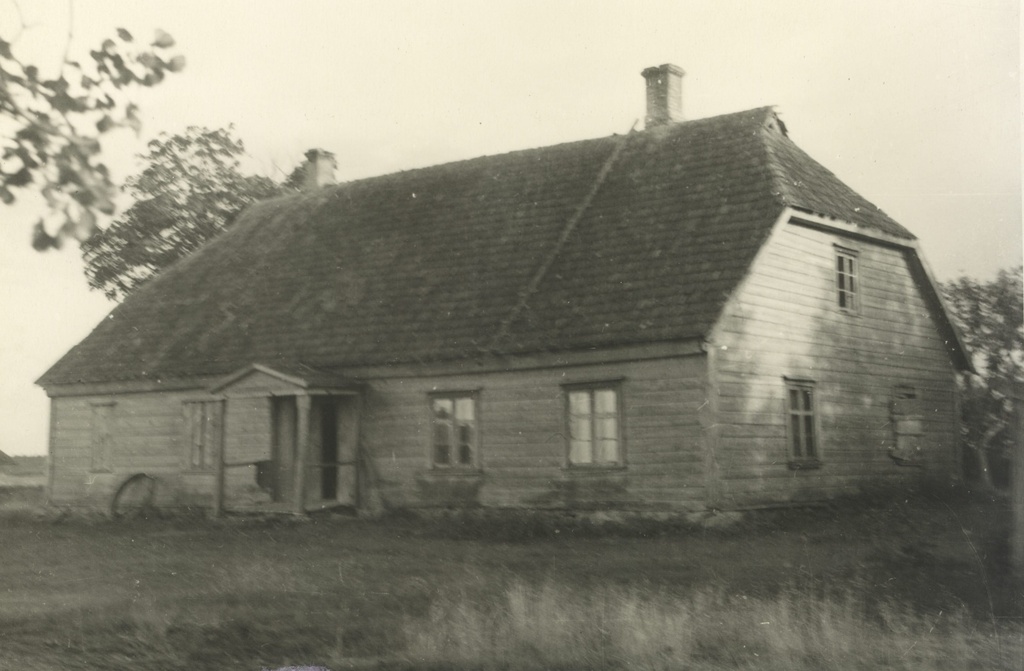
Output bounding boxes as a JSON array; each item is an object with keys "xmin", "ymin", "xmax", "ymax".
[
  {"xmin": 785, "ymin": 380, "xmax": 819, "ymax": 468},
  {"xmin": 89, "ymin": 401, "xmax": 115, "ymax": 472},
  {"xmin": 183, "ymin": 400, "xmax": 224, "ymax": 471},
  {"xmin": 565, "ymin": 383, "xmax": 622, "ymax": 467},
  {"xmin": 430, "ymin": 393, "xmax": 478, "ymax": 468},
  {"xmin": 836, "ymin": 248, "xmax": 858, "ymax": 312}
]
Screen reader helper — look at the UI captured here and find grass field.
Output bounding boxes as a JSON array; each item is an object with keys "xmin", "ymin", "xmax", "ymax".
[{"xmin": 0, "ymin": 488, "xmax": 1021, "ymax": 670}]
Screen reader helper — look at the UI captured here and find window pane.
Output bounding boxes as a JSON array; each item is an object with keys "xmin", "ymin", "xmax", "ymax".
[
  {"xmin": 596, "ymin": 416, "xmax": 617, "ymax": 442},
  {"xmin": 596, "ymin": 438, "xmax": 619, "ymax": 464},
  {"xmin": 454, "ymin": 397, "xmax": 474, "ymax": 421},
  {"xmin": 791, "ymin": 414, "xmax": 803, "ymax": 457},
  {"xmin": 434, "ymin": 443, "xmax": 451, "ymax": 465},
  {"xmin": 594, "ymin": 389, "xmax": 616, "ymax": 414},
  {"xmin": 433, "ymin": 398, "xmax": 453, "ymax": 417},
  {"xmin": 789, "ymin": 389, "xmax": 799, "ymax": 412},
  {"xmin": 570, "ymin": 413, "xmax": 591, "ymax": 442},
  {"xmin": 801, "ymin": 389, "xmax": 812, "ymax": 411},
  {"xmin": 457, "ymin": 422, "xmax": 474, "ymax": 465},
  {"xmin": 804, "ymin": 416, "xmax": 816, "ymax": 457},
  {"xmin": 569, "ymin": 439, "xmax": 592, "ymax": 464},
  {"xmin": 569, "ymin": 391, "xmax": 591, "ymax": 417}
]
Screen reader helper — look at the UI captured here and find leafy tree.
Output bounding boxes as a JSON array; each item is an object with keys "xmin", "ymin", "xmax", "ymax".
[
  {"xmin": 81, "ymin": 125, "xmax": 282, "ymax": 301},
  {"xmin": 0, "ymin": 18, "xmax": 184, "ymax": 248},
  {"xmin": 942, "ymin": 266, "xmax": 1024, "ymax": 488}
]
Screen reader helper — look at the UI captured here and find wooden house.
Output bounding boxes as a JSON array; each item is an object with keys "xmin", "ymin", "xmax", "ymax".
[{"xmin": 37, "ymin": 65, "xmax": 971, "ymax": 515}]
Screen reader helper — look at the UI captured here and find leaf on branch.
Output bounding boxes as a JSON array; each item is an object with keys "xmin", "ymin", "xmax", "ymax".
[
  {"xmin": 117, "ymin": 28, "xmax": 134, "ymax": 42},
  {"xmin": 167, "ymin": 55, "xmax": 186, "ymax": 73},
  {"xmin": 152, "ymin": 30, "xmax": 175, "ymax": 49},
  {"xmin": 102, "ymin": 39, "xmax": 117, "ymax": 55},
  {"xmin": 96, "ymin": 115, "xmax": 116, "ymax": 133},
  {"xmin": 5, "ymin": 166, "xmax": 33, "ymax": 187},
  {"xmin": 31, "ymin": 220, "xmax": 55, "ymax": 251},
  {"xmin": 124, "ymin": 104, "xmax": 142, "ymax": 135},
  {"xmin": 0, "ymin": 39, "xmax": 12, "ymax": 60},
  {"xmin": 0, "ymin": 187, "xmax": 14, "ymax": 205}
]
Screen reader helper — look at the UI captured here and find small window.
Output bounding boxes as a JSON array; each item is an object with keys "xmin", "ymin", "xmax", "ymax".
[
  {"xmin": 565, "ymin": 384, "xmax": 622, "ymax": 467},
  {"xmin": 183, "ymin": 400, "xmax": 223, "ymax": 471},
  {"xmin": 785, "ymin": 380, "xmax": 819, "ymax": 467},
  {"xmin": 836, "ymin": 248, "xmax": 858, "ymax": 312},
  {"xmin": 89, "ymin": 401, "xmax": 115, "ymax": 472},
  {"xmin": 430, "ymin": 393, "xmax": 478, "ymax": 468}
]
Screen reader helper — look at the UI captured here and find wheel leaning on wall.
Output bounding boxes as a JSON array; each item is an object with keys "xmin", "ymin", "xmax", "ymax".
[{"xmin": 110, "ymin": 473, "xmax": 158, "ymax": 519}]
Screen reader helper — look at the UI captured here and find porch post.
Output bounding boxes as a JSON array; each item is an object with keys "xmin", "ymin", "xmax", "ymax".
[
  {"xmin": 212, "ymin": 399, "xmax": 227, "ymax": 518},
  {"xmin": 293, "ymin": 393, "xmax": 312, "ymax": 514}
]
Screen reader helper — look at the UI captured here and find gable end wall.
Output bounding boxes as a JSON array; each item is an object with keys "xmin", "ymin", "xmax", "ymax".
[{"xmin": 709, "ymin": 221, "xmax": 959, "ymax": 507}]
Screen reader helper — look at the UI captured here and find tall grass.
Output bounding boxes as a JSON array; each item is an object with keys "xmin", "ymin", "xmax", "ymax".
[{"xmin": 406, "ymin": 581, "xmax": 1016, "ymax": 670}]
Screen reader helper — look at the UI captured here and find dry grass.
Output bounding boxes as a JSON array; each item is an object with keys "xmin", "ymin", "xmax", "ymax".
[
  {"xmin": 0, "ymin": 488, "xmax": 1020, "ymax": 669},
  {"xmin": 406, "ymin": 581, "xmax": 1016, "ymax": 670}
]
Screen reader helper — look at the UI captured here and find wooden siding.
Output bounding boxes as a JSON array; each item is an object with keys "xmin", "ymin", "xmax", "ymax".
[
  {"xmin": 49, "ymin": 391, "xmax": 195, "ymax": 508},
  {"xmin": 360, "ymin": 356, "xmax": 708, "ymax": 512},
  {"xmin": 48, "ymin": 389, "xmax": 264, "ymax": 510},
  {"xmin": 709, "ymin": 222, "xmax": 958, "ymax": 507}
]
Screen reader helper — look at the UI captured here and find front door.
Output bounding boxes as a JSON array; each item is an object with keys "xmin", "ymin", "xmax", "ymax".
[{"xmin": 306, "ymin": 396, "xmax": 359, "ymax": 508}]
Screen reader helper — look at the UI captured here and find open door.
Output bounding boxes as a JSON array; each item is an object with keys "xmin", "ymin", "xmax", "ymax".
[{"xmin": 306, "ymin": 396, "xmax": 359, "ymax": 508}]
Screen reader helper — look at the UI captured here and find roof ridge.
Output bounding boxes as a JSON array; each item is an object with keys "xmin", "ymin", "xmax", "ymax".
[{"xmin": 488, "ymin": 126, "xmax": 638, "ymax": 352}]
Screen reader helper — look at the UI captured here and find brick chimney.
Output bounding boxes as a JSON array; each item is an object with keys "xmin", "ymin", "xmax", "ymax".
[
  {"xmin": 641, "ymin": 64, "xmax": 685, "ymax": 128},
  {"xmin": 302, "ymin": 149, "xmax": 337, "ymax": 190}
]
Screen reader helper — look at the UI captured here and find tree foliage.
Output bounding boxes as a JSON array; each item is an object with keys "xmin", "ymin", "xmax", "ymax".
[
  {"xmin": 81, "ymin": 126, "xmax": 282, "ymax": 301},
  {"xmin": 0, "ymin": 21, "xmax": 184, "ymax": 249},
  {"xmin": 942, "ymin": 266, "xmax": 1024, "ymax": 488}
]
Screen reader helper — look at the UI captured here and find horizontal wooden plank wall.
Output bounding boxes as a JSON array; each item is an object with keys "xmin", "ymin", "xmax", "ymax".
[
  {"xmin": 47, "ymin": 388, "xmax": 251, "ymax": 510},
  {"xmin": 710, "ymin": 222, "xmax": 958, "ymax": 507},
  {"xmin": 361, "ymin": 356, "xmax": 709, "ymax": 512}
]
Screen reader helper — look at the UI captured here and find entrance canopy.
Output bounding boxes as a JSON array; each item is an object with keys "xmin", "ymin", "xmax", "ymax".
[{"xmin": 209, "ymin": 363, "xmax": 364, "ymax": 397}]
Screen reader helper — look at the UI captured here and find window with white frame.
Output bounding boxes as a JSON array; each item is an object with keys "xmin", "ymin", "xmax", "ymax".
[
  {"xmin": 566, "ymin": 384, "xmax": 622, "ymax": 467},
  {"xmin": 430, "ymin": 393, "xmax": 478, "ymax": 468},
  {"xmin": 183, "ymin": 400, "xmax": 223, "ymax": 471},
  {"xmin": 836, "ymin": 248, "xmax": 858, "ymax": 312},
  {"xmin": 785, "ymin": 380, "xmax": 819, "ymax": 466}
]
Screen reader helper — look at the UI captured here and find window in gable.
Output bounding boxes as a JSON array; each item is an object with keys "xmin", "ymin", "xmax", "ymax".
[
  {"xmin": 785, "ymin": 380, "xmax": 820, "ymax": 468},
  {"xmin": 836, "ymin": 248, "xmax": 859, "ymax": 312},
  {"xmin": 430, "ymin": 393, "xmax": 478, "ymax": 468},
  {"xmin": 89, "ymin": 401, "xmax": 115, "ymax": 473},
  {"xmin": 183, "ymin": 400, "xmax": 224, "ymax": 471},
  {"xmin": 565, "ymin": 383, "xmax": 623, "ymax": 467}
]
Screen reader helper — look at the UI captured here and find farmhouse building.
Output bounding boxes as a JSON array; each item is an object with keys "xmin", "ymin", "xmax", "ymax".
[{"xmin": 37, "ymin": 65, "xmax": 971, "ymax": 515}]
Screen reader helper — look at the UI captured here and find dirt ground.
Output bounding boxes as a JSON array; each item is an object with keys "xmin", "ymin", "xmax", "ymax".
[{"xmin": 0, "ymin": 485, "xmax": 1020, "ymax": 669}]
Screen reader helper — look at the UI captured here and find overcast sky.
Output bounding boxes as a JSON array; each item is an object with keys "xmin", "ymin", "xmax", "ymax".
[{"xmin": 0, "ymin": 0, "xmax": 1020, "ymax": 456}]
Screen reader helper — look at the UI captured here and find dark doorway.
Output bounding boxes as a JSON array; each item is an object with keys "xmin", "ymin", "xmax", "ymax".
[{"xmin": 320, "ymin": 399, "xmax": 339, "ymax": 500}]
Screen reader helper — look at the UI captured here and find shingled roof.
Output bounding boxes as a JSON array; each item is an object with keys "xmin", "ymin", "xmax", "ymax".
[{"xmin": 38, "ymin": 107, "xmax": 913, "ymax": 387}]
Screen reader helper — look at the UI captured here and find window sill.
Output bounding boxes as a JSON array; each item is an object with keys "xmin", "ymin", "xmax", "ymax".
[{"xmin": 787, "ymin": 459, "xmax": 822, "ymax": 471}]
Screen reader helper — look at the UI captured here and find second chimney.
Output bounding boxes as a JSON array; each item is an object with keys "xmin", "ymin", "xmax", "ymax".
[
  {"xmin": 641, "ymin": 64, "xmax": 685, "ymax": 128},
  {"xmin": 303, "ymin": 149, "xmax": 337, "ymax": 190}
]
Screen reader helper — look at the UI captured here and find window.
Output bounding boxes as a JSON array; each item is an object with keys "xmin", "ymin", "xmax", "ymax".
[
  {"xmin": 565, "ymin": 384, "xmax": 622, "ymax": 467},
  {"xmin": 183, "ymin": 400, "xmax": 223, "ymax": 471},
  {"xmin": 836, "ymin": 248, "xmax": 858, "ymax": 312},
  {"xmin": 89, "ymin": 401, "xmax": 115, "ymax": 472},
  {"xmin": 430, "ymin": 393, "xmax": 478, "ymax": 468},
  {"xmin": 785, "ymin": 380, "xmax": 819, "ymax": 467}
]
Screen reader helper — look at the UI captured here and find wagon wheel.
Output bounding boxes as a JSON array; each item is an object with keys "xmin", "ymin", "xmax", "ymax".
[{"xmin": 110, "ymin": 473, "xmax": 157, "ymax": 518}]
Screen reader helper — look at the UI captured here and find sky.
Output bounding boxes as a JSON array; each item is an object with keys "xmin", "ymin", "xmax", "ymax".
[{"xmin": 0, "ymin": 0, "xmax": 1020, "ymax": 455}]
